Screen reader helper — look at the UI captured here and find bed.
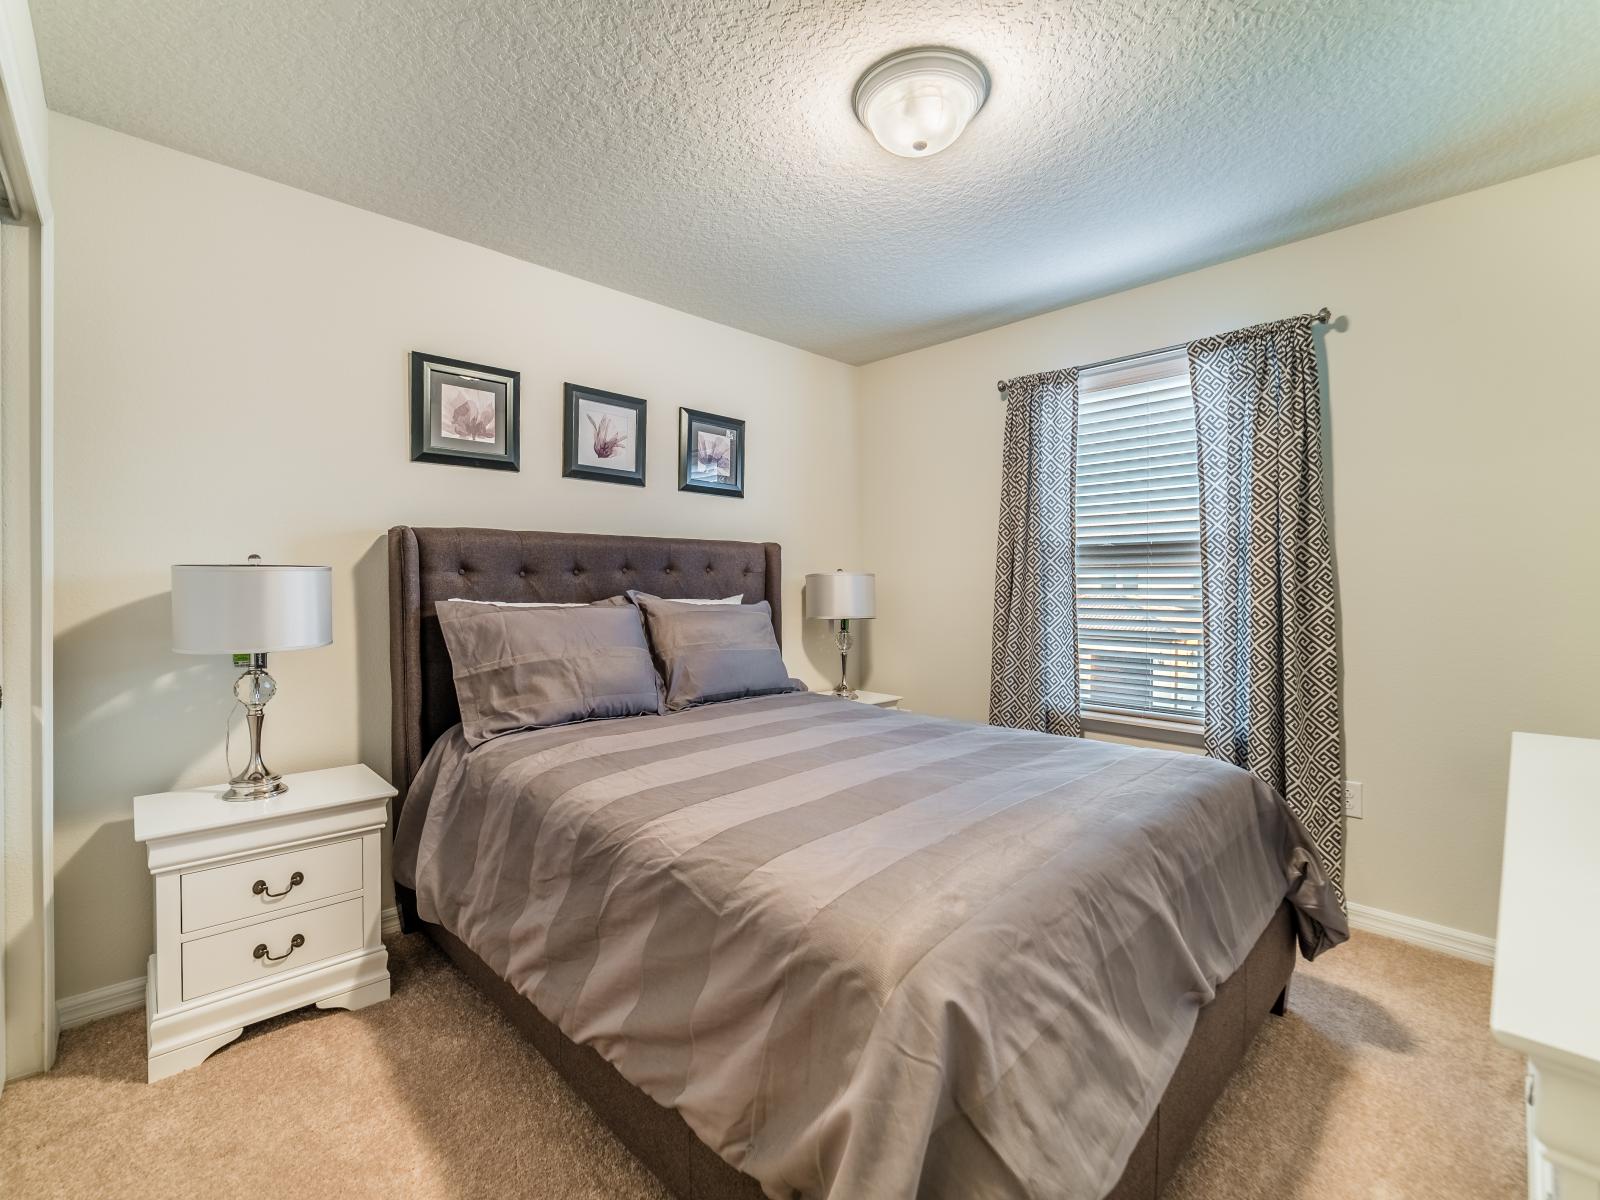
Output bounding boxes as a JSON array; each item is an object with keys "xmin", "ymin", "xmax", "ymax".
[{"xmin": 387, "ymin": 525, "xmax": 1345, "ymax": 1200}]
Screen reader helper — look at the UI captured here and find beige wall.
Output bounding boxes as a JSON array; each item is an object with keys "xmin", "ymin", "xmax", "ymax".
[
  {"xmin": 50, "ymin": 115, "xmax": 861, "ymax": 999},
  {"xmin": 858, "ymin": 155, "xmax": 1600, "ymax": 940}
]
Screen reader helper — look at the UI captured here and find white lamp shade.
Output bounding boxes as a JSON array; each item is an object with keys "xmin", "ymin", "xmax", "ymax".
[
  {"xmin": 171, "ymin": 562, "xmax": 333, "ymax": 654},
  {"xmin": 804, "ymin": 571, "xmax": 876, "ymax": 620}
]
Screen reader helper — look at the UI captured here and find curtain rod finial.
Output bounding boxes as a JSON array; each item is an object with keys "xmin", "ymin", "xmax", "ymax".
[{"xmin": 1314, "ymin": 307, "xmax": 1332, "ymax": 323}]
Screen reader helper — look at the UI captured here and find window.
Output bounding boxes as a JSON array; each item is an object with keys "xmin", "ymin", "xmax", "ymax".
[{"xmin": 1074, "ymin": 350, "xmax": 1204, "ymax": 728}]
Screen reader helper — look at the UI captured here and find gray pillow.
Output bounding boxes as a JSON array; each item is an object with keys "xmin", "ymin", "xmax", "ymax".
[
  {"xmin": 630, "ymin": 593, "xmax": 803, "ymax": 711},
  {"xmin": 436, "ymin": 599, "xmax": 663, "ymax": 746}
]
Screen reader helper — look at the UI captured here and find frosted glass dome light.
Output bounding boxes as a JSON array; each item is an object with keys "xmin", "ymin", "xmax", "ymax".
[{"xmin": 853, "ymin": 47, "xmax": 990, "ymax": 159}]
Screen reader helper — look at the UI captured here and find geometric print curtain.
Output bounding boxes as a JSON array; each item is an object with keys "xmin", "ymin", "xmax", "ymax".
[
  {"xmin": 990, "ymin": 368, "xmax": 1083, "ymax": 737},
  {"xmin": 1188, "ymin": 313, "xmax": 1345, "ymax": 900}
]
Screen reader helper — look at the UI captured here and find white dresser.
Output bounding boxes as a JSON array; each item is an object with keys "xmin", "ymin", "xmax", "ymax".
[
  {"xmin": 134, "ymin": 764, "xmax": 395, "ymax": 1082},
  {"xmin": 1492, "ymin": 733, "xmax": 1600, "ymax": 1200}
]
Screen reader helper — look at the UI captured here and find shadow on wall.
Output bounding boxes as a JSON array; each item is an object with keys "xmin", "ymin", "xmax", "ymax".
[
  {"xmin": 351, "ymin": 535, "xmax": 391, "ymax": 782},
  {"xmin": 54, "ymin": 591, "xmax": 235, "ymax": 992},
  {"xmin": 52, "ymin": 817, "xmax": 139, "ymax": 998},
  {"xmin": 274, "ymin": 528, "xmax": 391, "ymax": 783},
  {"xmin": 55, "ymin": 592, "xmax": 235, "ymax": 806}
]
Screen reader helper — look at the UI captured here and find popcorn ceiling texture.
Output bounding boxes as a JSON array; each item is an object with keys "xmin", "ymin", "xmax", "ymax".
[{"xmin": 33, "ymin": 0, "xmax": 1600, "ymax": 364}]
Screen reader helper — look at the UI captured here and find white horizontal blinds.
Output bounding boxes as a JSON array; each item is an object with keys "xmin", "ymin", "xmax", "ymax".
[{"xmin": 1074, "ymin": 350, "xmax": 1204, "ymax": 723}]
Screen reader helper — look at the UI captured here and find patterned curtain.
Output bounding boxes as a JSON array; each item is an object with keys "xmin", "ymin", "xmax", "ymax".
[
  {"xmin": 990, "ymin": 369, "xmax": 1081, "ymax": 736},
  {"xmin": 1188, "ymin": 314, "xmax": 1344, "ymax": 898}
]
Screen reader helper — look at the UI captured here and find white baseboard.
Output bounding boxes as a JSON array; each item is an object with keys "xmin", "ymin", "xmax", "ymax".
[
  {"xmin": 57, "ymin": 907, "xmax": 406, "ymax": 1031},
  {"xmin": 57, "ymin": 976, "xmax": 148, "ymax": 1031},
  {"xmin": 1347, "ymin": 901, "xmax": 1496, "ymax": 965}
]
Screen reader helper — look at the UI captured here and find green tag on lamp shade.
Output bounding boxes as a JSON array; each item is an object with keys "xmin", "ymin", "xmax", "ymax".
[{"xmin": 232, "ymin": 653, "xmax": 251, "ymax": 667}]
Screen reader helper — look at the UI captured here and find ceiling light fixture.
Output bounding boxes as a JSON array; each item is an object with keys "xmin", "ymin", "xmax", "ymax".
[{"xmin": 852, "ymin": 47, "xmax": 990, "ymax": 159}]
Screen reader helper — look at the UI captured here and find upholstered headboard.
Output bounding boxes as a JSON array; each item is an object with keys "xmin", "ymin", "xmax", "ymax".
[{"xmin": 387, "ymin": 526, "xmax": 782, "ymax": 819}]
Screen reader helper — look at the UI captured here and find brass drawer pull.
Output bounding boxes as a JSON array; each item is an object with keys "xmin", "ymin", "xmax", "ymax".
[
  {"xmin": 252, "ymin": 871, "xmax": 304, "ymax": 899},
  {"xmin": 253, "ymin": 933, "xmax": 305, "ymax": 962}
]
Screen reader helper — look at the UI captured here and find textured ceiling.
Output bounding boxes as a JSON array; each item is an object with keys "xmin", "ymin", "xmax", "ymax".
[{"xmin": 33, "ymin": 0, "xmax": 1600, "ymax": 364}]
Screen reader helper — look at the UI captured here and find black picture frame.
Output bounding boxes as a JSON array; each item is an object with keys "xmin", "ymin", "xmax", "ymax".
[
  {"xmin": 678, "ymin": 408, "xmax": 745, "ymax": 498},
  {"xmin": 410, "ymin": 352, "xmax": 520, "ymax": 471},
  {"xmin": 563, "ymin": 383, "xmax": 647, "ymax": 487}
]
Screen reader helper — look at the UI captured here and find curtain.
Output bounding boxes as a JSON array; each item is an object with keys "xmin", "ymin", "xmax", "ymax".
[
  {"xmin": 1188, "ymin": 314, "xmax": 1344, "ymax": 898},
  {"xmin": 990, "ymin": 368, "xmax": 1081, "ymax": 736}
]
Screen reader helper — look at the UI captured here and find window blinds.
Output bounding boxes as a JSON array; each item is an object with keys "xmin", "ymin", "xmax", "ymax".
[{"xmin": 1074, "ymin": 351, "xmax": 1204, "ymax": 724}]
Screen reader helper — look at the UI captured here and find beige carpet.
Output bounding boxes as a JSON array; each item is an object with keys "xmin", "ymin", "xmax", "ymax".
[{"xmin": 0, "ymin": 929, "xmax": 1524, "ymax": 1199}]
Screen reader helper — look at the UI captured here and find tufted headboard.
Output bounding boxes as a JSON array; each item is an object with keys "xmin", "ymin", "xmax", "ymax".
[{"xmin": 387, "ymin": 526, "xmax": 782, "ymax": 820}]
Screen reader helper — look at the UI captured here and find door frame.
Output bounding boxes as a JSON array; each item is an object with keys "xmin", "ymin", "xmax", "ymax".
[{"xmin": 0, "ymin": 0, "xmax": 57, "ymax": 1083}]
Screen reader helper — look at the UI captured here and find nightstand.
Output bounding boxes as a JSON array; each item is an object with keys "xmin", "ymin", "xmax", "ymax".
[
  {"xmin": 133, "ymin": 763, "xmax": 395, "ymax": 1083},
  {"xmin": 817, "ymin": 690, "xmax": 902, "ymax": 709}
]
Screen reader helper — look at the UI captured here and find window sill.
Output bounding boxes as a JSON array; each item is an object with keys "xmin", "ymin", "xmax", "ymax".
[{"xmin": 1082, "ymin": 711, "xmax": 1206, "ymax": 749}]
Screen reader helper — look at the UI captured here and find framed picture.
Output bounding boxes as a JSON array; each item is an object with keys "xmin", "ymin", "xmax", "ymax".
[
  {"xmin": 679, "ymin": 408, "xmax": 745, "ymax": 498},
  {"xmin": 563, "ymin": 383, "xmax": 647, "ymax": 486},
  {"xmin": 410, "ymin": 352, "xmax": 520, "ymax": 471}
]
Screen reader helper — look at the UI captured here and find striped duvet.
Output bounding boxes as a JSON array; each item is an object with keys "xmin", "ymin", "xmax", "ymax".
[{"xmin": 394, "ymin": 692, "xmax": 1345, "ymax": 1199}]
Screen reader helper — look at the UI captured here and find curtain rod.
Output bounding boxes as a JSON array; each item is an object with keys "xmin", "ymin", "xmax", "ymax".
[{"xmin": 996, "ymin": 308, "xmax": 1333, "ymax": 394}]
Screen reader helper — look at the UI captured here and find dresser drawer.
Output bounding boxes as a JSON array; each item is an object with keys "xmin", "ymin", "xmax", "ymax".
[
  {"xmin": 181, "ymin": 897, "xmax": 365, "ymax": 1001},
  {"xmin": 180, "ymin": 837, "xmax": 362, "ymax": 933}
]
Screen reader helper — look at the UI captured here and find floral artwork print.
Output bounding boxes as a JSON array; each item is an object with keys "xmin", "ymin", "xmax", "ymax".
[
  {"xmin": 589, "ymin": 412, "xmax": 629, "ymax": 459},
  {"xmin": 571, "ymin": 392, "xmax": 641, "ymax": 477},
  {"xmin": 693, "ymin": 429, "xmax": 733, "ymax": 481},
  {"xmin": 439, "ymin": 383, "xmax": 498, "ymax": 443}
]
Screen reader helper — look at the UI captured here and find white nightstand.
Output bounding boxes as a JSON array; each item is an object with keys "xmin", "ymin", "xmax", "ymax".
[
  {"xmin": 133, "ymin": 763, "xmax": 395, "ymax": 1083},
  {"xmin": 817, "ymin": 690, "xmax": 902, "ymax": 709}
]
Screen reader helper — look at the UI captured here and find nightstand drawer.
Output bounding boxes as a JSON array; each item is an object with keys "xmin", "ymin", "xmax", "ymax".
[
  {"xmin": 181, "ymin": 897, "xmax": 365, "ymax": 1001},
  {"xmin": 180, "ymin": 837, "xmax": 362, "ymax": 933}
]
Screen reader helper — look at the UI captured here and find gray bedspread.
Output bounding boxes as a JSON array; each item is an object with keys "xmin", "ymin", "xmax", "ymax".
[{"xmin": 394, "ymin": 692, "xmax": 1345, "ymax": 1199}]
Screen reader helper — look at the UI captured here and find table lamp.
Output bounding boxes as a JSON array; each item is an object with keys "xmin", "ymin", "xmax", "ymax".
[
  {"xmin": 172, "ymin": 555, "xmax": 332, "ymax": 800},
  {"xmin": 804, "ymin": 570, "xmax": 876, "ymax": 700}
]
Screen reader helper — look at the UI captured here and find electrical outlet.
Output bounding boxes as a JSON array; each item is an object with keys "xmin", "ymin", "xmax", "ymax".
[{"xmin": 1343, "ymin": 780, "xmax": 1364, "ymax": 819}]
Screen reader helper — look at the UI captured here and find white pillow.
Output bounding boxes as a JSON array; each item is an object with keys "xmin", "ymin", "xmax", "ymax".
[
  {"xmin": 447, "ymin": 595, "xmax": 740, "ymax": 607},
  {"xmin": 445, "ymin": 598, "xmax": 591, "ymax": 608}
]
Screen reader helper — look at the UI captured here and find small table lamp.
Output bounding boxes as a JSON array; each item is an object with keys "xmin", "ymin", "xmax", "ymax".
[
  {"xmin": 804, "ymin": 570, "xmax": 876, "ymax": 700},
  {"xmin": 172, "ymin": 555, "xmax": 332, "ymax": 801}
]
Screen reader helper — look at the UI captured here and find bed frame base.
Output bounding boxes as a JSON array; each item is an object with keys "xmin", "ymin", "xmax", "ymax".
[{"xmin": 411, "ymin": 902, "xmax": 1295, "ymax": 1200}]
